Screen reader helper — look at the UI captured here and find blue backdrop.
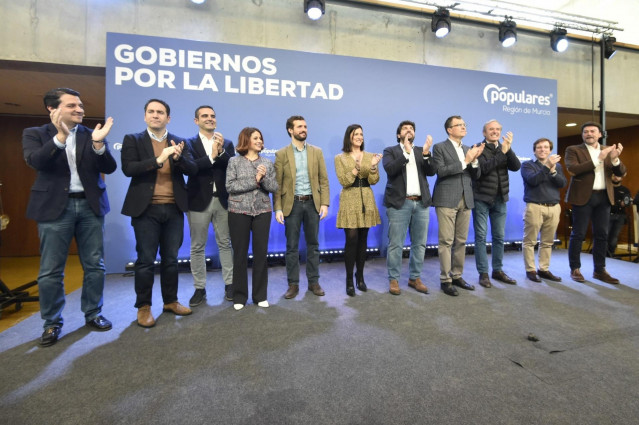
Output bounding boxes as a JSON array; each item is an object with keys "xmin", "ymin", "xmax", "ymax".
[{"xmin": 104, "ymin": 32, "xmax": 557, "ymax": 273}]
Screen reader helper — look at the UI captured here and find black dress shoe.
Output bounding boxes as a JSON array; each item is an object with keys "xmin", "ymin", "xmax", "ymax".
[
  {"xmin": 441, "ymin": 283, "xmax": 459, "ymax": 296},
  {"xmin": 86, "ymin": 315, "xmax": 113, "ymax": 331},
  {"xmin": 479, "ymin": 273, "xmax": 492, "ymax": 288},
  {"xmin": 356, "ymin": 279, "xmax": 367, "ymax": 292},
  {"xmin": 526, "ymin": 271, "xmax": 542, "ymax": 282},
  {"xmin": 537, "ymin": 270, "xmax": 561, "ymax": 282},
  {"xmin": 492, "ymin": 270, "xmax": 517, "ymax": 285},
  {"xmin": 40, "ymin": 326, "xmax": 61, "ymax": 346},
  {"xmin": 452, "ymin": 277, "xmax": 475, "ymax": 291},
  {"xmin": 346, "ymin": 278, "xmax": 355, "ymax": 297}
]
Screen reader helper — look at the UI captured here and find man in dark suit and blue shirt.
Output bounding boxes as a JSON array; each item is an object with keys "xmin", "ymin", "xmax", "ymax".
[
  {"xmin": 521, "ymin": 138, "xmax": 567, "ymax": 282},
  {"xmin": 382, "ymin": 120, "xmax": 437, "ymax": 295},
  {"xmin": 186, "ymin": 105, "xmax": 235, "ymax": 306},
  {"xmin": 564, "ymin": 122, "xmax": 626, "ymax": 284},
  {"xmin": 432, "ymin": 116, "xmax": 484, "ymax": 296},
  {"xmin": 22, "ymin": 87, "xmax": 117, "ymax": 346},
  {"xmin": 121, "ymin": 99, "xmax": 197, "ymax": 327}
]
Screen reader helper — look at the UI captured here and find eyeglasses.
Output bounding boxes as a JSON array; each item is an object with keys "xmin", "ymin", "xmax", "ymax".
[{"xmin": 449, "ymin": 123, "xmax": 467, "ymax": 128}]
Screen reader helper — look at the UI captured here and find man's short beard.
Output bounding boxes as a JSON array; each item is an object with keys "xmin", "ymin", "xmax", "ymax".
[{"xmin": 294, "ymin": 133, "xmax": 307, "ymax": 142}]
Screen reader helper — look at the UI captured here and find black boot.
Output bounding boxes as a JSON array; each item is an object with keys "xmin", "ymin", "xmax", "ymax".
[
  {"xmin": 346, "ymin": 276, "xmax": 355, "ymax": 297},
  {"xmin": 355, "ymin": 271, "xmax": 367, "ymax": 292}
]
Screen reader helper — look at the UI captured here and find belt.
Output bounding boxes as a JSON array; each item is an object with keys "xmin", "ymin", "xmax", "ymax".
[
  {"xmin": 406, "ymin": 195, "xmax": 421, "ymax": 201},
  {"xmin": 294, "ymin": 195, "xmax": 313, "ymax": 201},
  {"xmin": 351, "ymin": 177, "xmax": 371, "ymax": 188},
  {"xmin": 68, "ymin": 192, "xmax": 86, "ymax": 198},
  {"xmin": 532, "ymin": 202, "xmax": 557, "ymax": 207}
]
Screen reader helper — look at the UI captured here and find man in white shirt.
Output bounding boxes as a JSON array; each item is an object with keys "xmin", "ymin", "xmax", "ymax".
[{"xmin": 564, "ymin": 121, "xmax": 626, "ymax": 284}]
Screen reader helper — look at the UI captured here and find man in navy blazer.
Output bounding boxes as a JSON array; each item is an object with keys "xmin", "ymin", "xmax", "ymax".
[
  {"xmin": 186, "ymin": 105, "xmax": 235, "ymax": 307},
  {"xmin": 22, "ymin": 87, "xmax": 117, "ymax": 346},
  {"xmin": 432, "ymin": 115, "xmax": 484, "ymax": 296},
  {"xmin": 121, "ymin": 99, "xmax": 197, "ymax": 328},
  {"xmin": 382, "ymin": 120, "xmax": 437, "ymax": 296}
]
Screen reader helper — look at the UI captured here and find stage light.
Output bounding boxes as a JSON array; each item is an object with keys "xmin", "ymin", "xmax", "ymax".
[
  {"xmin": 498, "ymin": 18, "xmax": 517, "ymax": 48},
  {"xmin": 190, "ymin": 0, "xmax": 206, "ymax": 4},
  {"xmin": 603, "ymin": 35, "xmax": 617, "ymax": 59},
  {"xmin": 550, "ymin": 28, "xmax": 568, "ymax": 52},
  {"xmin": 304, "ymin": 0, "xmax": 325, "ymax": 21},
  {"xmin": 431, "ymin": 8, "xmax": 451, "ymax": 39}
]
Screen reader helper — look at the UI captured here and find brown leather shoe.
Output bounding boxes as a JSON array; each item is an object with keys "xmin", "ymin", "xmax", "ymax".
[
  {"xmin": 537, "ymin": 269, "xmax": 562, "ymax": 282},
  {"xmin": 479, "ymin": 273, "xmax": 492, "ymax": 288},
  {"xmin": 308, "ymin": 283, "xmax": 325, "ymax": 296},
  {"xmin": 526, "ymin": 271, "xmax": 542, "ymax": 282},
  {"xmin": 163, "ymin": 302, "xmax": 192, "ymax": 316},
  {"xmin": 389, "ymin": 279, "xmax": 401, "ymax": 295},
  {"xmin": 408, "ymin": 277, "xmax": 429, "ymax": 294},
  {"xmin": 137, "ymin": 305, "xmax": 156, "ymax": 328},
  {"xmin": 570, "ymin": 268, "xmax": 585, "ymax": 283},
  {"xmin": 492, "ymin": 270, "xmax": 516, "ymax": 285},
  {"xmin": 593, "ymin": 269, "xmax": 620, "ymax": 285},
  {"xmin": 284, "ymin": 284, "xmax": 299, "ymax": 299}
]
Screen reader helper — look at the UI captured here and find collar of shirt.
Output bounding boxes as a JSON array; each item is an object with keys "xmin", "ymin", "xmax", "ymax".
[
  {"xmin": 292, "ymin": 141, "xmax": 306, "ymax": 152},
  {"xmin": 447, "ymin": 137, "xmax": 463, "ymax": 148},
  {"xmin": 148, "ymin": 129, "xmax": 168, "ymax": 142}
]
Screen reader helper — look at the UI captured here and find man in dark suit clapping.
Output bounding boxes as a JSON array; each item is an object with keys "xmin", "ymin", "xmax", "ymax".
[
  {"xmin": 121, "ymin": 99, "xmax": 197, "ymax": 327},
  {"xmin": 432, "ymin": 116, "xmax": 484, "ymax": 296},
  {"xmin": 22, "ymin": 88, "xmax": 117, "ymax": 346}
]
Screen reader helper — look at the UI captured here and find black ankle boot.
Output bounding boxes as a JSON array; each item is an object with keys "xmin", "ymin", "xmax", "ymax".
[
  {"xmin": 346, "ymin": 277, "xmax": 355, "ymax": 297},
  {"xmin": 356, "ymin": 272, "xmax": 367, "ymax": 292}
]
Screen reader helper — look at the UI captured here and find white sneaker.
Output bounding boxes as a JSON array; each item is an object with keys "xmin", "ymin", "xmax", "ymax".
[
  {"xmin": 257, "ymin": 300, "xmax": 269, "ymax": 308},
  {"xmin": 233, "ymin": 304, "xmax": 244, "ymax": 311}
]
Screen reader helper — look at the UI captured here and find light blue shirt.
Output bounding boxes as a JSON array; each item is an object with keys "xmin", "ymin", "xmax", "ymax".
[
  {"xmin": 293, "ymin": 142, "xmax": 312, "ymax": 196},
  {"xmin": 53, "ymin": 126, "xmax": 106, "ymax": 193}
]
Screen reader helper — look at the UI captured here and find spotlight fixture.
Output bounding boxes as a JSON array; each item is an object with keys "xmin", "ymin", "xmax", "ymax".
[
  {"xmin": 550, "ymin": 28, "xmax": 568, "ymax": 52},
  {"xmin": 603, "ymin": 35, "xmax": 617, "ymax": 59},
  {"xmin": 498, "ymin": 18, "xmax": 517, "ymax": 48},
  {"xmin": 431, "ymin": 8, "xmax": 451, "ymax": 39},
  {"xmin": 190, "ymin": 0, "xmax": 206, "ymax": 4},
  {"xmin": 304, "ymin": 0, "xmax": 325, "ymax": 21}
]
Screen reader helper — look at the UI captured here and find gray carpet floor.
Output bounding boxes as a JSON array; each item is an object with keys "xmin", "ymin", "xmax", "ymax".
[{"xmin": 1, "ymin": 249, "xmax": 639, "ymax": 425}]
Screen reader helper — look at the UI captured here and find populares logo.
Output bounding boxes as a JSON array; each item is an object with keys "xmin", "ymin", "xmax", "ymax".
[{"xmin": 483, "ymin": 84, "xmax": 552, "ymax": 106}]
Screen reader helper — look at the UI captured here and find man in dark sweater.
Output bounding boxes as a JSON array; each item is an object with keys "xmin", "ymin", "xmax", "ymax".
[
  {"xmin": 472, "ymin": 120, "xmax": 521, "ymax": 288},
  {"xmin": 521, "ymin": 138, "xmax": 567, "ymax": 282},
  {"xmin": 607, "ymin": 174, "xmax": 631, "ymax": 257}
]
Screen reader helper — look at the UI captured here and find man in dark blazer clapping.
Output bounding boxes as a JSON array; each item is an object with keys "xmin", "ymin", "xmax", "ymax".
[
  {"xmin": 186, "ymin": 105, "xmax": 235, "ymax": 306},
  {"xmin": 382, "ymin": 120, "xmax": 437, "ymax": 296},
  {"xmin": 432, "ymin": 115, "xmax": 484, "ymax": 296},
  {"xmin": 22, "ymin": 87, "xmax": 117, "ymax": 346},
  {"xmin": 121, "ymin": 99, "xmax": 197, "ymax": 328}
]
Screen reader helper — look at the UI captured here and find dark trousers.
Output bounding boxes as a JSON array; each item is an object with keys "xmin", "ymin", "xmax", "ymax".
[
  {"xmin": 344, "ymin": 228, "xmax": 369, "ymax": 280},
  {"xmin": 131, "ymin": 204, "xmax": 184, "ymax": 308},
  {"xmin": 607, "ymin": 213, "xmax": 627, "ymax": 256},
  {"xmin": 568, "ymin": 190, "xmax": 610, "ymax": 272},
  {"xmin": 228, "ymin": 212, "xmax": 271, "ymax": 305},
  {"xmin": 284, "ymin": 199, "xmax": 320, "ymax": 285}
]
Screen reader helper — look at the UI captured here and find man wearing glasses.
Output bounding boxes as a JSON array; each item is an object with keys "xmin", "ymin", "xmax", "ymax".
[{"xmin": 432, "ymin": 116, "xmax": 484, "ymax": 296}]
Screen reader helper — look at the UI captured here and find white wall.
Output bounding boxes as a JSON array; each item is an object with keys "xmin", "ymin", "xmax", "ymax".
[{"xmin": 1, "ymin": 0, "xmax": 637, "ymax": 114}]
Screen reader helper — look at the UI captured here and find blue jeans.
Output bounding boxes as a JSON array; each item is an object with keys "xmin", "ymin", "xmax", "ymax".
[
  {"xmin": 569, "ymin": 190, "xmax": 610, "ymax": 272},
  {"xmin": 386, "ymin": 199, "xmax": 429, "ymax": 282},
  {"xmin": 131, "ymin": 204, "xmax": 184, "ymax": 308},
  {"xmin": 472, "ymin": 199, "xmax": 507, "ymax": 274},
  {"xmin": 37, "ymin": 198, "xmax": 106, "ymax": 329},
  {"xmin": 284, "ymin": 199, "xmax": 320, "ymax": 285}
]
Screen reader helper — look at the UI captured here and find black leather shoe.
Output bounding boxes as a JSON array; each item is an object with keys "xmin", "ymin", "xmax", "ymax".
[
  {"xmin": 452, "ymin": 277, "xmax": 475, "ymax": 291},
  {"xmin": 526, "ymin": 271, "xmax": 542, "ymax": 282},
  {"xmin": 356, "ymin": 279, "xmax": 367, "ymax": 292},
  {"xmin": 537, "ymin": 270, "xmax": 561, "ymax": 282},
  {"xmin": 441, "ymin": 282, "xmax": 459, "ymax": 296},
  {"xmin": 492, "ymin": 270, "xmax": 516, "ymax": 285},
  {"xmin": 40, "ymin": 326, "xmax": 61, "ymax": 346},
  {"xmin": 346, "ymin": 280, "xmax": 355, "ymax": 297},
  {"xmin": 86, "ymin": 315, "xmax": 113, "ymax": 331},
  {"xmin": 479, "ymin": 273, "xmax": 492, "ymax": 288},
  {"xmin": 225, "ymin": 285, "xmax": 234, "ymax": 301}
]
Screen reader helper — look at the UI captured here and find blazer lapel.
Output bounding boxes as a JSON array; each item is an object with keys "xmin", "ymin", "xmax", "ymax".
[
  {"xmin": 307, "ymin": 144, "xmax": 316, "ymax": 183},
  {"xmin": 75, "ymin": 126, "xmax": 89, "ymax": 164},
  {"xmin": 142, "ymin": 131, "xmax": 156, "ymax": 160},
  {"xmin": 286, "ymin": 145, "xmax": 296, "ymax": 185},
  {"xmin": 192, "ymin": 135, "xmax": 207, "ymax": 158}
]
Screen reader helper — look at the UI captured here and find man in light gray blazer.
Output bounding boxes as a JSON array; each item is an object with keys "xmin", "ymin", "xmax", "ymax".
[{"xmin": 432, "ymin": 115, "xmax": 484, "ymax": 296}]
